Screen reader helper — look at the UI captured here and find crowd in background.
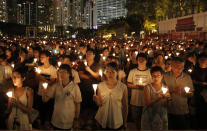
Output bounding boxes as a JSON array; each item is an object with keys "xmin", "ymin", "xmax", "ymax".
[{"xmin": 0, "ymin": 37, "xmax": 206, "ymax": 130}]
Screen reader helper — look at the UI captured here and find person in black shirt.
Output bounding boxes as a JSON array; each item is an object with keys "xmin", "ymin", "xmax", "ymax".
[{"xmin": 192, "ymin": 54, "xmax": 207, "ymax": 129}]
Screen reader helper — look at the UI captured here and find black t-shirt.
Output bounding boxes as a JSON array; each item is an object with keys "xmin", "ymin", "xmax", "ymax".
[{"xmin": 192, "ymin": 66, "xmax": 207, "ymax": 93}]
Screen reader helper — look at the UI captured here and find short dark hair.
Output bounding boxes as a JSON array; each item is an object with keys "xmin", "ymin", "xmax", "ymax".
[
  {"xmin": 41, "ymin": 50, "xmax": 51, "ymax": 57},
  {"xmin": 13, "ymin": 66, "xmax": 28, "ymax": 78},
  {"xmin": 150, "ymin": 66, "xmax": 164, "ymax": 75},
  {"xmin": 87, "ymin": 48, "xmax": 95, "ymax": 54},
  {"xmin": 171, "ymin": 57, "xmax": 185, "ymax": 63},
  {"xmin": 59, "ymin": 64, "xmax": 74, "ymax": 81},
  {"xmin": 137, "ymin": 53, "xmax": 148, "ymax": 60},
  {"xmin": 106, "ymin": 62, "xmax": 118, "ymax": 71}
]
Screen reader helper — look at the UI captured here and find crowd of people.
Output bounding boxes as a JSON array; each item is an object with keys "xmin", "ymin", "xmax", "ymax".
[{"xmin": 0, "ymin": 36, "xmax": 206, "ymax": 130}]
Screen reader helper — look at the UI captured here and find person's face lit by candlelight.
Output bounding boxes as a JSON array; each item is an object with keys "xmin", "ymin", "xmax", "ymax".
[
  {"xmin": 12, "ymin": 72, "xmax": 25, "ymax": 87},
  {"xmin": 105, "ymin": 66, "xmax": 117, "ymax": 81},
  {"xmin": 171, "ymin": 59, "xmax": 184, "ymax": 78},
  {"xmin": 151, "ymin": 71, "xmax": 163, "ymax": 85}
]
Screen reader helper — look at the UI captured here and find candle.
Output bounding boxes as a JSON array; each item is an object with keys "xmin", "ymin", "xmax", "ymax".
[
  {"xmin": 57, "ymin": 62, "xmax": 62, "ymax": 67},
  {"xmin": 165, "ymin": 56, "xmax": 168, "ymax": 60},
  {"xmin": 135, "ymin": 51, "xmax": 138, "ymax": 56},
  {"xmin": 42, "ymin": 82, "xmax": 48, "ymax": 89},
  {"xmin": 103, "ymin": 56, "xmax": 106, "ymax": 61},
  {"xmin": 35, "ymin": 67, "xmax": 41, "ymax": 74},
  {"xmin": 99, "ymin": 70, "xmax": 103, "ymax": 77},
  {"xmin": 138, "ymin": 78, "xmax": 143, "ymax": 86},
  {"xmin": 43, "ymin": 41, "xmax": 46, "ymax": 45},
  {"xmin": 127, "ymin": 58, "xmax": 130, "ymax": 62},
  {"xmin": 100, "ymin": 54, "xmax": 103, "ymax": 57},
  {"xmin": 168, "ymin": 53, "xmax": 172, "ymax": 57},
  {"xmin": 112, "ymin": 53, "xmax": 115, "ymax": 57},
  {"xmin": 6, "ymin": 91, "xmax": 13, "ymax": 98},
  {"xmin": 11, "ymin": 64, "xmax": 15, "ymax": 68},
  {"xmin": 184, "ymin": 87, "xmax": 190, "ymax": 93},
  {"xmin": 84, "ymin": 61, "xmax": 87, "ymax": 66},
  {"xmin": 27, "ymin": 46, "xmax": 30, "ymax": 50},
  {"xmin": 33, "ymin": 58, "xmax": 37, "ymax": 63},
  {"xmin": 93, "ymin": 84, "xmax": 98, "ymax": 94},
  {"xmin": 126, "ymin": 54, "xmax": 129, "ymax": 57},
  {"xmin": 176, "ymin": 52, "xmax": 180, "ymax": 56},
  {"xmin": 162, "ymin": 87, "xmax": 168, "ymax": 94},
  {"xmin": 79, "ymin": 55, "xmax": 83, "ymax": 60},
  {"xmin": 188, "ymin": 69, "xmax": 192, "ymax": 73}
]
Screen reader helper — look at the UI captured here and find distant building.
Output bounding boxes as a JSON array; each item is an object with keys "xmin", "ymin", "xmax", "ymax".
[
  {"xmin": 7, "ymin": 0, "xmax": 17, "ymax": 23},
  {"xmin": 17, "ymin": 0, "xmax": 36, "ymax": 25},
  {"xmin": 0, "ymin": 0, "xmax": 8, "ymax": 22},
  {"xmin": 96, "ymin": 0, "xmax": 127, "ymax": 27},
  {"xmin": 83, "ymin": 0, "xmax": 97, "ymax": 29},
  {"xmin": 37, "ymin": 0, "xmax": 55, "ymax": 33},
  {"xmin": 55, "ymin": 0, "xmax": 83, "ymax": 28}
]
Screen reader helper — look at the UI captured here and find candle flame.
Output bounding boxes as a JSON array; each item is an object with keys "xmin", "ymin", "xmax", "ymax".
[
  {"xmin": 42, "ymin": 82, "xmax": 48, "ymax": 89},
  {"xmin": 162, "ymin": 87, "xmax": 168, "ymax": 94},
  {"xmin": 7, "ymin": 91, "xmax": 13, "ymax": 98},
  {"xmin": 184, "ymin": 87, "xmax": 190, "ymax": 93}
]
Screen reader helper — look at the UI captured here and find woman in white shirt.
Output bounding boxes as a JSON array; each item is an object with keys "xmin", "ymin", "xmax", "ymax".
[
  {"xmin": 42, "ymin": 64, "xmax": 82, "ymax": 130},
  {"xmin": 93, "ymin": 62, "xmax": 128, "ymax": 129}
]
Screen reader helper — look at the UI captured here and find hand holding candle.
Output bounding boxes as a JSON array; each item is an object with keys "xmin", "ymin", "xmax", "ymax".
[
  {"xmin": 138, "ymin": 78, "xmax": 143, "ymax": 86},
  {"xmin": 58, "ymin": 62, "xmax": 62, "ymax": 67},
  {"xmin": 99, "ymin": 69, "xmax": 103, "ymax": 77},
  {"xmin": 11, "ymin": 64, "xmax": 15, "ymax": 68},
  {"xmin": 93, "ymin": 84, "xmax": 98, "ymax": 94},
  {"xmin": 35, "ymin": 67, "xmax": 41, "ymax": 74}
]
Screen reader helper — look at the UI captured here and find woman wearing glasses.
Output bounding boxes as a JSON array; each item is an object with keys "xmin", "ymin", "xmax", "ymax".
[{"xmin": 42, "ymin": 64, "xmax": 82, "ymax": 130}]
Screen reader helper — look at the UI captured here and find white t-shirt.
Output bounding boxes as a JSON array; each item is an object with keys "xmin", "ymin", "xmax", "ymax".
[
  {"xmin": 38, "ymin": 65, "xmax": 57, "ymax": 95},
  {"xmin": 47, "ymin": 82, "xmax": 82, "ymax": 129},
  {"xmin": 127, "ymin": 68, "xmax": 152, "ymax": 106}
]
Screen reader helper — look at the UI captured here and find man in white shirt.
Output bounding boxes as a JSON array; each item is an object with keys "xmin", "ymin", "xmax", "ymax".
[
  {"xmin": 127, "ymin": 53, "xmax": 151, "ymax": 129},
  {"xmin": 163, "ymin": 57, "xmax": 193, "ymax": 130}
]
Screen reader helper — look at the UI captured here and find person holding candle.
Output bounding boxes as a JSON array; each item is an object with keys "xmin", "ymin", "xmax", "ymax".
[
  {"xmin": 36, "ymin": 50, "xmax": 57, "ymax": 129},
  {"xmin": 127, "ymin": 53, "xmax": 152, "ymax": 129},
  {"xmin": 7, "ymin": 66, "xmax": 33, "ymax": 130},
  {"xmin": 93, "ymin": 62, "xmax": 128, "ymax": 129},
  {"xmin": 78, "ymin": 48, "xmax": 100, "ymax": 129},
  {"xmin": 163, "ymin": 57, "xmax": 193, "ymax": 130},
  {"xmin": 141, "ymin": 66, "xmax": 170, "ymax": 130},
  {"xmin": 42, "ymin": 64, "xmax": 82, "ymax": 130}
]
